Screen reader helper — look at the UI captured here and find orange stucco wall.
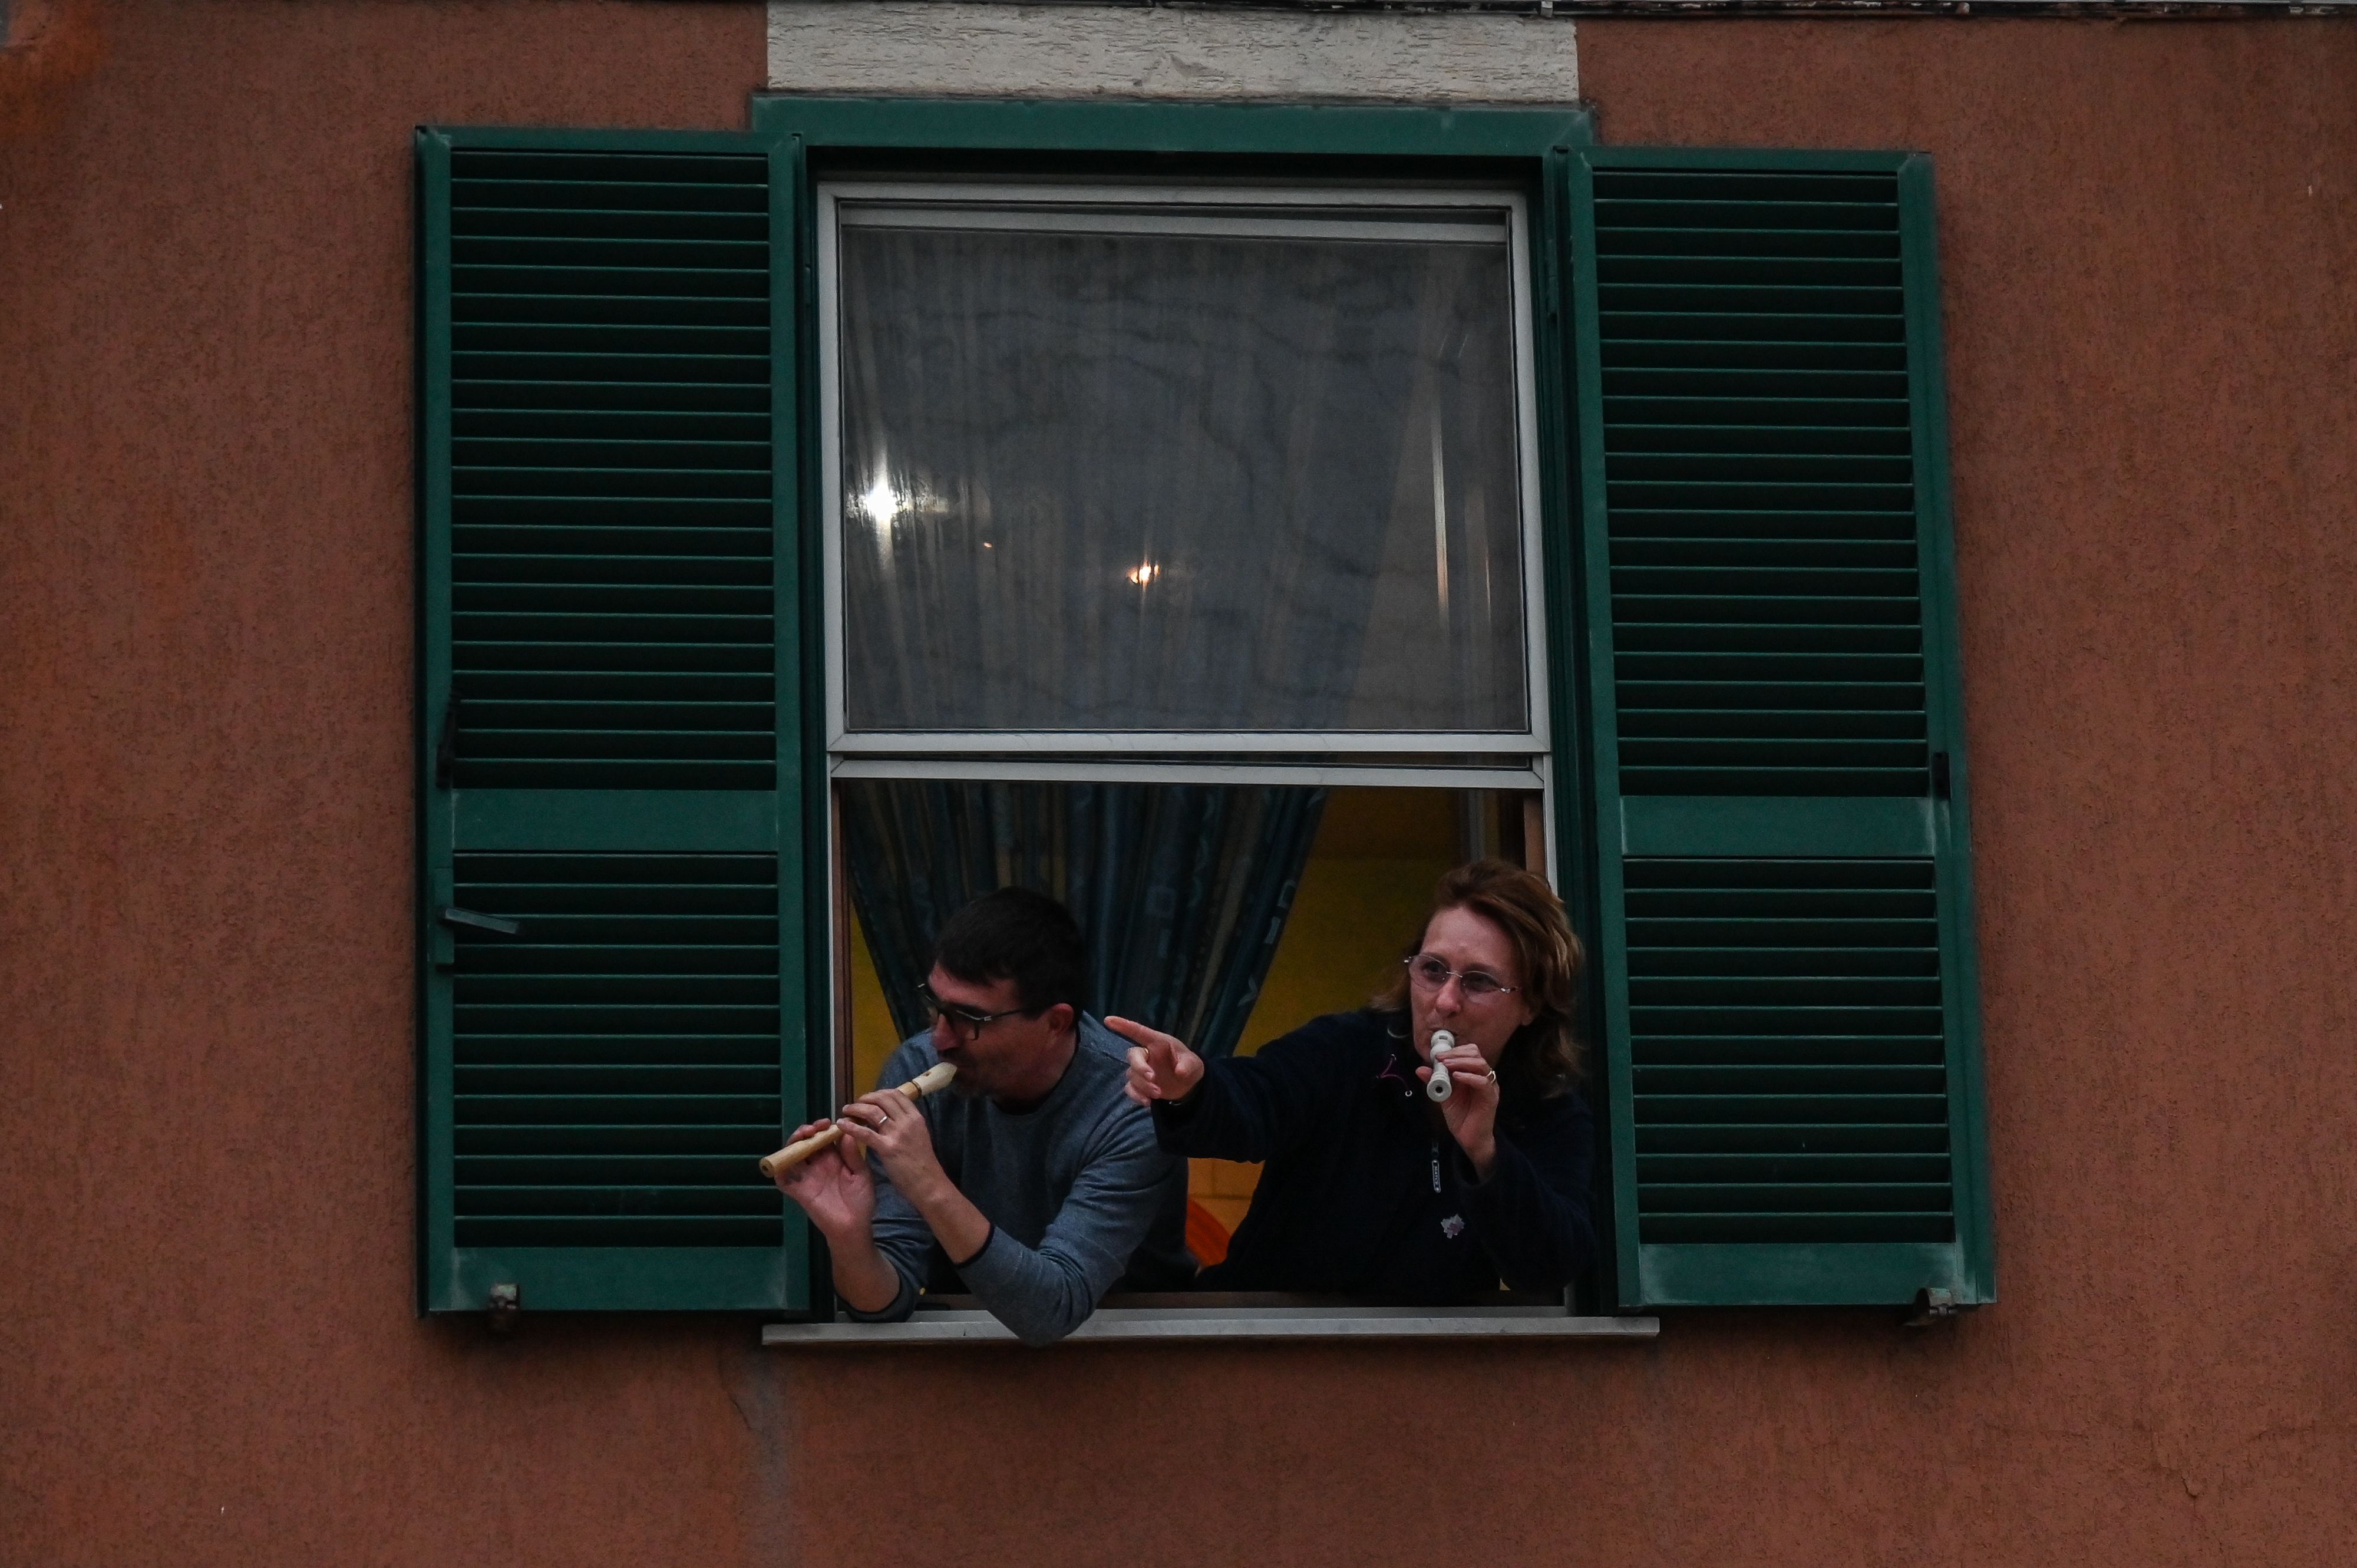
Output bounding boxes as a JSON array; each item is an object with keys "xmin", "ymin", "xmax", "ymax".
[{"xmin": 4, "ymin": 5, "xmax": 2354, "ymax": 1565}]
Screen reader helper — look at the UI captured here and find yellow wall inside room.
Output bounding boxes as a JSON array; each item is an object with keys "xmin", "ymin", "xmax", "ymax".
[
  {"xmin": 1191, "ymin": 787, "xmax": 1458, "ymax": 1234},
  {"xmin": 845, "ymin": 905, "xmax": 906, "ymax": 1101},
  {"xmin": 1231, "ymin": 787, "xmax": 1458, "ymax": 1055},
  {"xmin": 837, "ymin": 787, "xmax": 1464, "ymax": 1240}
]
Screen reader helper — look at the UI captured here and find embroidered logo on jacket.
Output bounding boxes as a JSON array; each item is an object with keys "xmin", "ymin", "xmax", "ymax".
[{"xmin": 1440, "ymin": 1214, "xmax": 1465, "ymax": 1239}]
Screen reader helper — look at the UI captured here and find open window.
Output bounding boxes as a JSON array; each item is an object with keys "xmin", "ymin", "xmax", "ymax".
[
  {"xmin": 413, "ymin": 104, "xmax": 1992, "ymax": 1329},
  {"xmin": 816, "ymin": 176, "xmax": 1578, "ymax": 1320}
]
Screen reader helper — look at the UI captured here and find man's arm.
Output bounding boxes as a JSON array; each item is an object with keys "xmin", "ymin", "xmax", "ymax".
[
  {"xmin": 768, "ymin": 1120, "xmax": 917, "ymax": 1317},
  {"xmin": 952, "ymin": 1109, "xmax": 1172, "ymax": 1347},
  {"xmin": 823, "ymin": 1195, "xmax": 915, "ymax": 1314},
  {"xmin": 833, "ymin": 1032, "xmax": 1180, "ymax": 1345},
  {"xmin": 815, "ymin": 1043, "xmax": 958, "ymax": 1322},
  {"xmin": 840, "ymin": 1087, "xmax": 992, "ymax": 1269},
  {"xmin": 843, "ymin": 1085, "xmax": 1170, "ymax": 1346}
]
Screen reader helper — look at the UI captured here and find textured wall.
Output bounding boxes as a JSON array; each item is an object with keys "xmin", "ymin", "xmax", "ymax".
[
  {"xmin": 767, "ymin": 0, "xmax": 1579, "ymax": 100},
  {"xmin": 0, "ymin": 3, "xmax": 780, "ymax": 1564},
  {"xmin": 4, "ymin": 4, "xmax": 2356, "ymax": 1567}
]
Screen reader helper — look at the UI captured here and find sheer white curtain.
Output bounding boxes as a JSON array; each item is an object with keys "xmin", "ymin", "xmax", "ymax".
[{"xmin": 834, "ymin": 200, "xmax": 1531, "ymax": 738}]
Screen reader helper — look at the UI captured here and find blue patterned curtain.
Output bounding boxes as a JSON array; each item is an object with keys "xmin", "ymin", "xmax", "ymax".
[{"xmin": 843, "ymin": 781, "xmax": 1325, "ymax": 1059}]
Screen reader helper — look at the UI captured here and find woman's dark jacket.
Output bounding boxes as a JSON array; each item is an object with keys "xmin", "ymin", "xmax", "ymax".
[{"xmin": 1152, "ymin": 1009, "xmax": 1595, "ymax": 1301}]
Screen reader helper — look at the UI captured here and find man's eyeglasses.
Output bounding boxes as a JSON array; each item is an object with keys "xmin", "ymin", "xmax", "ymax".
[
  {"xmin": 915, "ymin": 982, "xmax": 1035, "ymax": 1041},
  {"xmin": 1403, "ymin": 954, "xmax": 1518, "ymax": 999}
]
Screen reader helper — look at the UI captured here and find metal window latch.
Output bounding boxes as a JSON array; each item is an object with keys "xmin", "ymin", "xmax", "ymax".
[
  {"xmin": 487, "ymin": 1282, "xmax": 520, "ymax": 1333},
  {"xmin": 1905, "ymin": 1286, "xmax": 1959, "ymax": 1328},
  {"xmin": 440, "ymin": 907, "xmax": 520, "ymax": 936}
]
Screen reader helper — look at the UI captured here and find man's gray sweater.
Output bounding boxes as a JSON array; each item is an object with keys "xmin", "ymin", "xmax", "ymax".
[{"xmin": 851, "ymin": 1016, "xmax": 1189, "ymax": 1346}]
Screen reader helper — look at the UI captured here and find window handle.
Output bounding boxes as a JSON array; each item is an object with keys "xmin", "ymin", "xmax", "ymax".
[{"xmin": 439, "ymin": 906, "xmax": 520, "ymax": 937}]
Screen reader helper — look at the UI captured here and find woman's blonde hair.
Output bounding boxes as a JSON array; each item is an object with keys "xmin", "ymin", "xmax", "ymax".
[{"xmin": 1374, "ymin": 858, "xmax": 1585, "ymax": 1099}]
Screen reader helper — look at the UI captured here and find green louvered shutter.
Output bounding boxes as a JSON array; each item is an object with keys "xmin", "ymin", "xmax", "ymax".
[
  {"xmin": 415, "ymin": 130, "xmax": 809, "ymax": 1312},
  {"xmin": 1567, "ymin": 150, "xmax": 1992, "ymax": 1308}
]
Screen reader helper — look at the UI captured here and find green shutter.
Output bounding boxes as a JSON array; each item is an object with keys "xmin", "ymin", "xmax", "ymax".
[
  {"xmin": 1568, "ymin": 149, "xmax": 1992, "ymax": 1308},
  {"xmin": 416, "ymin": 129, "xmax": 808, "ymax": 1312}
]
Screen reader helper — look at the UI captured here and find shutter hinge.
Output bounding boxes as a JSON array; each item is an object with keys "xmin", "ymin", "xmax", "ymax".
[
  {"xmin": 1904, "ymin": 1286, "xmax": 1960, "ymax": 1328},
  {"xmin": 434, "ymin": 690, "xmax": 463, "ymax": 790},
  {"xmin": 428, "ymin": 868, "xmax": 455, "ymax": 969},
  {"xmin": 487, "ymin": 1282, "xmax": 520, "ymax": 1333},
  {"xmin": 1930, "ymin": 750, "xmax": 1952, "ymax": 800}
]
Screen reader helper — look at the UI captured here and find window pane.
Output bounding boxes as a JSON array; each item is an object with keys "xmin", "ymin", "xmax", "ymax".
[{"xmin": 834, "ymin": 197, "xmax": 1531, "ymax": 737}]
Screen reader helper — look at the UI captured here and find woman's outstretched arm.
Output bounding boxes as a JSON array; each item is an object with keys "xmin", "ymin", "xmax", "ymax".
[{"xmin": 1109, "ymin": 1014, "xmax": 1343, "ymax": 1166}]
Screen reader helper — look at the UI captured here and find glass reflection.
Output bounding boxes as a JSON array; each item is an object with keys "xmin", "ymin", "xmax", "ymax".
[{"xmin": 836, "ymin": 200, "xmax": 1530, "ymax": 736}]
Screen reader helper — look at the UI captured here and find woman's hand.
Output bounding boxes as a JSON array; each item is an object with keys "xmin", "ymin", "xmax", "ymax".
[
  {"xmin": 1106, "ymin": 1016, "xmax": 1205, "ymax": 1107},
  {"xmin": 1418, "ymin": 1039, "xmax": 1500, "ymax": 1179},
  {"xmin": 770, "ymin": 1119, "xmax": 877, "ymax": 1240}
]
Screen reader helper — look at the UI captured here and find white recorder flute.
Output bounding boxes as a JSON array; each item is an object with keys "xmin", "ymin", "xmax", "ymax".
[
  {"xmin": 1425, "ymin": 1029, "xmax": 1457, "ymax": 1103},
  {"xmin": 758, "ymin": 1061, "xmax": 958, "ymax": 1178}
]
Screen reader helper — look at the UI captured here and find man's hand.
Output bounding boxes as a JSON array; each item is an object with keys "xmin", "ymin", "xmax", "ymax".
[
  {"xmin": 834, "ymin": 1088, "xmax": 950, "ymax": 1202},
  {"xmin": 1418, "ymin": 1038, "xmax": 1501, "ymax": 1179},
  {"xmin": 773, "ymin": 1116, "xmax": 905, "ymax": 1314},
  {"xmin": 837, "ymin": 1087, "xmax": 994, "ymax": 1269},
  {"xmin": 770, "ymin": 1120, "xmax": 876, "ymax": 1240},
  {"xmin": 1107, "ymin": 1016, "xmax": 1204, "ymax": 1107}
]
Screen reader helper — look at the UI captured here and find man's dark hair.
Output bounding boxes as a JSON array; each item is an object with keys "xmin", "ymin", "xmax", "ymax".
[{"xmin": 932, "ymin": 887, "xmax": 1087, "ymax": 1018}]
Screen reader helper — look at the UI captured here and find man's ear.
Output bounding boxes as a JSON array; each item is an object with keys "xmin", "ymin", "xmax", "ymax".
[{"xmin": 1042, "ymin": 1002, "xmax": 1077, "ymax": 1036}]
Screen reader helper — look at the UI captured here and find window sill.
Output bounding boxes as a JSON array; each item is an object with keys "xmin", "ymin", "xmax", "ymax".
[{"xmin": 761, "ymin": 1305, "xmax": 1659, "ymax": 1347}]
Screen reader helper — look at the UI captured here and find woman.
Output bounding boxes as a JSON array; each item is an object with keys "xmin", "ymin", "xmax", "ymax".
[{"xmin": 1109, "ymin": 859, "xmax": 1594, "ymax": 1302}]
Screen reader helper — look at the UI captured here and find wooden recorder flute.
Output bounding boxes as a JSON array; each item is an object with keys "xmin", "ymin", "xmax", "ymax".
[{"xmin": 758, "ymin": 1061, "xmax": 958, "ymax": 1178}]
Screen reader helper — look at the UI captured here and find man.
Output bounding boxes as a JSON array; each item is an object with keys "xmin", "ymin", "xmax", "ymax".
[{"xmin": 771, "ymin": 887, "xmax": 1191, "ymax": 1346}]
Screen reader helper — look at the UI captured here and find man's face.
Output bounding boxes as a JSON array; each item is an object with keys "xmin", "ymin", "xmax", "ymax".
[{"xmin": 923, "ymin": 964, "xmax": 1072, "ymax": 1101}]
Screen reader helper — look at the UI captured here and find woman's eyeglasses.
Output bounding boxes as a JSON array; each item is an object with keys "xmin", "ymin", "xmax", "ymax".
[
  {"xmin": 1404, "ymin": 955, "xmax": 1518, "ymax": 999},
  {"xmin": 915, "ymin": 982, "xmax": 1034, "ymax": 1041}
]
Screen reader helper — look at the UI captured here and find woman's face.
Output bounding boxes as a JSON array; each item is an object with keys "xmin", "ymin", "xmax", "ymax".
[{"xmin": 1408, "ymin": 905, "xmax": 1540, "ymax": 1064}]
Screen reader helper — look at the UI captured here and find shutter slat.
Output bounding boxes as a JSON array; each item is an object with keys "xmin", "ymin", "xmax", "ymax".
[
  {"xmin": 458, "ymin": 1035, "xmax": 783, "ymax": 1064},
  {"xmin": 454, "ymin": 1125, "xmax": 781, "ymax": 1153},
  {"xmin": 1639, "ymin": 1214, "xmax": 1952, "ymax": 1245},
  {"xmin": 459, "ymin": 1065, "xmax": 781, "ymax": 1091},
  {"xmin": 454, "ymin": 206, "xmax": 766, "ymax": 239},
  {"xmin": 455, "ymin": 1218, "xmax": 785, "ymax": 1247},
  {"xmin": 459, "ymin": 1154, "xmax": 777, "ymax": 1180},
  {"xmin": 1636, "ymin": 1122, "xmax": 1950, "ymax": 1152}
]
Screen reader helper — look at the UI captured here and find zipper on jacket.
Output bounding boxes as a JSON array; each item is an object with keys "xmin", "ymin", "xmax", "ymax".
[{"xmin": 1430, "ymin": 1140, "xmax": 1442, "ymax": 1194}]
